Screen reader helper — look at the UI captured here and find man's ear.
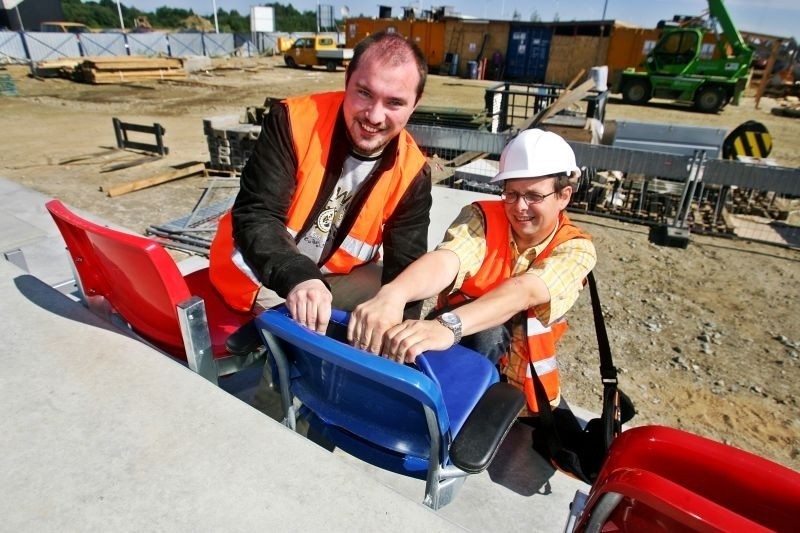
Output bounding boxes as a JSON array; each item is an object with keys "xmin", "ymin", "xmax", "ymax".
[{"xmin": 558, "ymin": 185, "xmax": 573, "ymax": 209}]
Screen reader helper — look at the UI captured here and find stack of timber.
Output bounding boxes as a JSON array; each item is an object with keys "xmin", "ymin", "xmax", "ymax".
[
  {"xmin": 78, "ymin": 56, "xmax": 186, "ymax": 84},
  {"xmin": 32, "ymin": 57, "xmax": 83, "ymax": 78}
]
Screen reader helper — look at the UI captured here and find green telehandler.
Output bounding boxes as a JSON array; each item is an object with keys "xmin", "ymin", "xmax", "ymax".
[{"xmin": 615, "ymin": 0, "xmax": 753, "ymax": 113}]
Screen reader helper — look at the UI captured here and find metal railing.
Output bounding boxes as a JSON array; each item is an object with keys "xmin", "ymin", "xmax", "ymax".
[{"xmin": 483, "ymin": 82, "xmax": 608, "ymax": 133}]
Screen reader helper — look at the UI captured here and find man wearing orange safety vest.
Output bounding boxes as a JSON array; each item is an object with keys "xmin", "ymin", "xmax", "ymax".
[
  {"xmin": 209, "ymin": 31, "xmax": 432, "ymax": 335},
  {"xmin": 348, "ymin": 129, "xmax": 597, "ymax": 416}
]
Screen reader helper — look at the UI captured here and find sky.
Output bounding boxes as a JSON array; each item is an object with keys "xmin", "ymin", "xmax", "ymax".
[{"xmin": 120, "ymin": 0, "xmax": 799, "ymax": 41}]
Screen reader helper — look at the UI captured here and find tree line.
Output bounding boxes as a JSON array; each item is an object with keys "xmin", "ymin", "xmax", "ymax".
[{"xmin": 61, "ymin": 0, "xmax": 326, "ymax": 33}]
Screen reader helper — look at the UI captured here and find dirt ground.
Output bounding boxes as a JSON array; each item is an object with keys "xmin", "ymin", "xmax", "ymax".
[{"xmin": 1, "ymin": 56, "xmax": 798, "ymax": 471}]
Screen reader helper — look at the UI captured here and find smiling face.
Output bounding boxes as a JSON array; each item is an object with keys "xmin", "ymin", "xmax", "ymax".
[
  {"xmin": 502, "ymin": 177, "xmax": 572, "ymax": 251},
  {"xmin": 342, "ymin": 50, "xmax": 421, "ymax": 156}
]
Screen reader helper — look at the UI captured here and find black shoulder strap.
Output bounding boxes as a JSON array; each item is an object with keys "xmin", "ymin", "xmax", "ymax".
[
  {"xmin": 587, "ymin": 271, "xmax": 617, "ymax": 385},
  {"xmin": 529, "ymin": 270, "xmax": 620, "ymax": 455}
]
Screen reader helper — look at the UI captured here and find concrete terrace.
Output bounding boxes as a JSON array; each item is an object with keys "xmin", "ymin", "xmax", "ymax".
[{"xmin": 0, "ymin": 177, "xmax": 588, "ymax": 532}]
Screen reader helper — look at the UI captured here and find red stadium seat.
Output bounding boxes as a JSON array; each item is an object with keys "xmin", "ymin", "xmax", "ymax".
[
  {"xmin": 573, "ymin": 425, "xmax": 800, "ymax": 532},
  {"xmin": 46, "ymin": 199, "xmax": 262, "ymax": 382}
]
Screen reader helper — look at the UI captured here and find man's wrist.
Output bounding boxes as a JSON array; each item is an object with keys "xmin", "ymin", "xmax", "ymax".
[{"xmin": 435, "ymin": 312, "xmax": 462, "ymax": 346}]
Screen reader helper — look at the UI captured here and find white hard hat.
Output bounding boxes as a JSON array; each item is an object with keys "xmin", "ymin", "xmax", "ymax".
[{"xmin": 490, "ymin": 129, "xmax": 581, "ymax": 183}]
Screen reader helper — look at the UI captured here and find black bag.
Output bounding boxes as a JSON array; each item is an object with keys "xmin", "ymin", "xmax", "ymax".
[{"xmin": 530, "ymin": 271, "xmax": 635, "ymax": 484}]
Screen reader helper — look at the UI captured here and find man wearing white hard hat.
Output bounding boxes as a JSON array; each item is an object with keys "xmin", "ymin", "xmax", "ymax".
[{"xmin": 349, "ymin": 129, "xmax": 597, "ymax": 416}]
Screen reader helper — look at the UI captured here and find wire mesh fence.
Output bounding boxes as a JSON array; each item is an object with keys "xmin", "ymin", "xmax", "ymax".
[
  {"xmin": 151, "ymin": 130, "xmax": 800, "ymax": 257},
  {"xmin": 408, "ymin": 124, "xmax": 800, "ymax": 249},
  {"xmin": 152, "ymin": 84, "xmax": 800, "ymax": 257}
]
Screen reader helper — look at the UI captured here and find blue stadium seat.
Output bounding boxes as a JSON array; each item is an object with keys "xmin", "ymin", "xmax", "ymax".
[{"xmin": 256, "ymin": 306, "xmax": 525, "ymax": 509}]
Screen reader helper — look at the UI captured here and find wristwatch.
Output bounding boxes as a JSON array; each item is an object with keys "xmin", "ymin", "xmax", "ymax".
[{"xmin": 435, "ymin": 312, "xmax": 463, "ymax": 346}]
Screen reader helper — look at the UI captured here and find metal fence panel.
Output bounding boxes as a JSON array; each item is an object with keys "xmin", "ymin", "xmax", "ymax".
[
  {"xmin": 406, "ymin": 125, "xmax": 800, "ymax": 248},
  {"xmin": 233, "ymin": 33, "xmax": 255, "ymax": 56},
  {"xmin": 202, "ymin": 33, "xmax": 234, "ymax": 57},
  {"xmin": 4, "ymin": 31, "xmax": 269, "ymax": 62},
  {"xmin": 168, "ymin": 33, "xmax": 204, "ymax": 56},
  {"xmin": 0, "ymin": 31, "xmax": 27, "ymax": 63},
  {"xmin": 126, "ymin": 32, "xmax": 169, "ymax": 56},
  {"xmin": 406, "ymin": 124, "xmax": 510, "ymax": 155},
  {"xmin": 612, "ymin": 120, "xmax": 728, "ymax": 158},
  {"xmin": 22, "ymin": 32, "xmax": 81, "ymax": 62},
  {"xmin": 78, "ymin": 32, "xmax": 128, "ymax": 57},
  {"xmin": 570, "ymin": 143, "xmax": 694, "ymax": 180},
  {"xmin": 705, "ymin": 160, "xmax": 800, "ymax": 196}
]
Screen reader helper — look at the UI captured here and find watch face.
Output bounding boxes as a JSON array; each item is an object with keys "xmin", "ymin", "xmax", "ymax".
[{"xmin": 440, "ymin": 312, "xmax": 460, "ymax": 327}]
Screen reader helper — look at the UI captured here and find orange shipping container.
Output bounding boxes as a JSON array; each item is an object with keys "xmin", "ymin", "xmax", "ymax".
[
  {"xmin": 344, "ymin": 18, "xmax": 446, "ymax": 70},
  {"xmin": 606, "ymin": 25, "xmax": 661, "ymax": 86}
]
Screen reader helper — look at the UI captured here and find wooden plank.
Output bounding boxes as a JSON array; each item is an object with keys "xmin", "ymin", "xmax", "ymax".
[
  {"xmin": 447, "ymin": 151, "xmax": 489, "ymax": 168},
  {"xmin": 539, "ymin": 120, "xmax": 594, "ymax": 143},
  {"xmin": 86, "ymin": 71, "xmax": 187, "ymax": 84},
  {"xmin": 85, "ymin": 61, "xmax": 185, "ymax": 71},
  {"xmin": 755, "ymin": 40, "xmax": 781, "ymax": 110},
  {"xmin": 104, "ymin": 162, "xmax": 206, "ymax": 197},
  {"xmin": 564, "ymin": 68, "xmax": 586, "ymax": 91},
  {"xmin": 36, "ymin": 58, "xmax": 83, "ymax": 70},
  {"xmin": 83, "ymin": 56, "xmax": 184, "ymax": 68}
]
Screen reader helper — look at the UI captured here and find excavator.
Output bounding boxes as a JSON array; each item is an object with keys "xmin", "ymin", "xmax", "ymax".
[{"xmin": 616, "ymin": 0, "xmax": 753, "ymax": 113}]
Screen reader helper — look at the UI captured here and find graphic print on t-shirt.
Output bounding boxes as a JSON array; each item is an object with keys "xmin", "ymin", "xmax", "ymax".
[{"xmin": 296, "ymin": 154, "xmax": 378, "ymax": 263}]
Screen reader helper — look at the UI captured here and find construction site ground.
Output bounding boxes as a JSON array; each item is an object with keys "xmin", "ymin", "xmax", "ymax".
[{"xmin": 0, "ymin": 55, "xmax": 798, "ymax": 471}]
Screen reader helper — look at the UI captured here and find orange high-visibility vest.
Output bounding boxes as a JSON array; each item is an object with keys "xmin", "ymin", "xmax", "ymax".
[
  {"xmin": 210, "ymin": 91, "xmax": 427, "ymax": 311},
  {"xmin": 445, "ymin": 200, "xmax": 591, "ymax": 413}
]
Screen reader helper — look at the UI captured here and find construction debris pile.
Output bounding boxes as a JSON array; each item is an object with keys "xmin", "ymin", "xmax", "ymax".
[{"xmin": 147, "ymin": 177, "xmax": 237, "ymax": 255}]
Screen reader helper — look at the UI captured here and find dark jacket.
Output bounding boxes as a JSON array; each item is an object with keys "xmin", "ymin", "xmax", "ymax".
[{"xmin": 231, "ymin": 100, "xmax": 432, "ymax": 310}]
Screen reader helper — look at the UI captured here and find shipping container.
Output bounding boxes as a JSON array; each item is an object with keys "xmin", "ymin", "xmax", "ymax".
[
  {"xmin": 410, "ymin": 21, "xmax": 446, "ymax": 70},
  {"xmin": 505, "ymin": 24, "xmax": 553, "ymax": 82},
  {"xmin": 441, "ymin": 19, "xmax": 509, "ymax": 77},
  {"xmin": 606, "ymin": 25, "xmax": 661, "ymax": 86},
  {"xmin": 345, "ymin": 19, "xmax": 373, "ymax": 48},
  {"xmin": 345, "ymin": 19, "xmax": 446, "ymax": 69}
]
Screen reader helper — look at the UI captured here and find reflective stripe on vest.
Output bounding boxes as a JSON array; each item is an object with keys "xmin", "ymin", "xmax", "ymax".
[
  {"xmin": 528, "ymin": 356, "xmax": 558, "ymax": 376},
  {"xmin": 232, "ymin": 246, "xmax": 261, "ymax": 285},
  {"xmin": 338, "ymin": 234, "xmax": 382, "ymax": 263},
  {"xmin": 525, "ymin": 316, "xmax": 559, "ymax": 376},
  {"xmin": 521, "ymin": 316, "xmax": 568, "ymax": 412},
  {"xmin": 319, "ymin": 236, "xmax": 381, "ymax": 274},
  {"xmin": 447, "ymin": 200, "xmax": 590, "ymax": 413},
  {"xmin": 209, "ymin": 91, "xmax": 426, "ymax": 311}
]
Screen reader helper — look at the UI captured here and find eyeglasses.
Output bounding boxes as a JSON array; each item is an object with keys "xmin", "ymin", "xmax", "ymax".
[{"xmin": 500, "ymin": 190, "xmax": 557, "ymax": 205}]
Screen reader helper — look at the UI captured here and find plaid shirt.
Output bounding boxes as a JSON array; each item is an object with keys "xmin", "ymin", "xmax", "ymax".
[{"xmin": 436, "ymin": 204, "xmax": 596, "ymax": 403}]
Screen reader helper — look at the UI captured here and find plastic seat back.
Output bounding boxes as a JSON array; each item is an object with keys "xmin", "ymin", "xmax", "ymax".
[
  {"xmin": 46, "ymin": 200, "xmax": 193, "ymax": 355},
  {"xmin": 575, "ymin": 425, "xmax": 800, "ymax": 532},
  {"xmin": 256, "ymin": 307, "xmax": 499, "ymax": 476}
]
